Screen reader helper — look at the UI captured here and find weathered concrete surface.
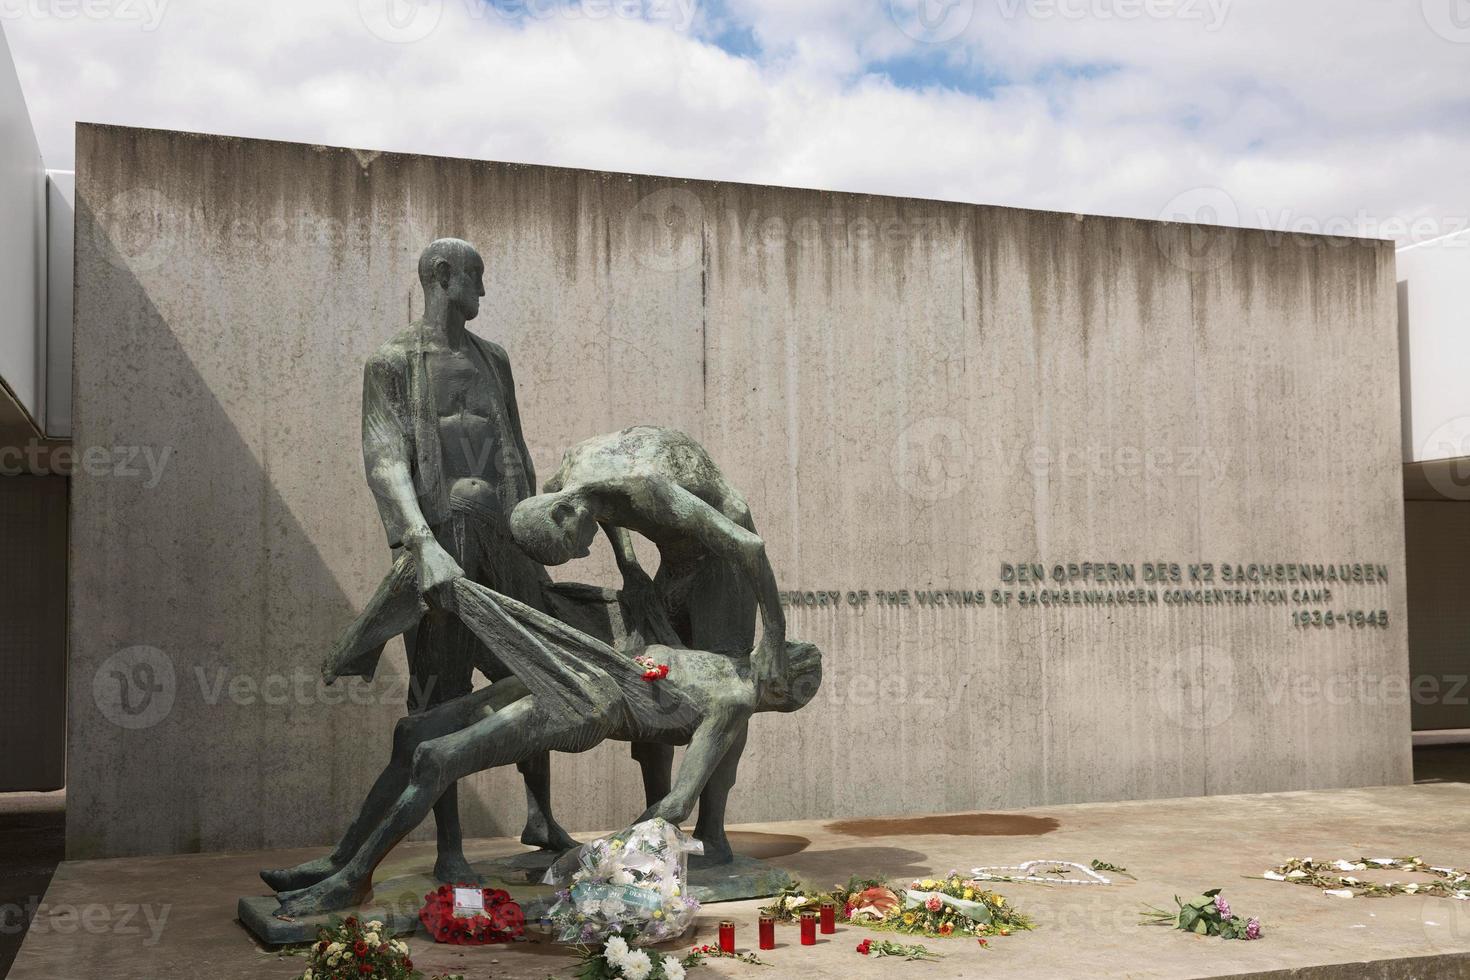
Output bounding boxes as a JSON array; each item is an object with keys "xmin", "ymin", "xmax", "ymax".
[
  {"xmin": 69, "ymin": 124, "xmax": 1408, "ymax": 860},
  {"xmin": 16, "ymin": 786, "xmax": 1470, "ymax": 979}
]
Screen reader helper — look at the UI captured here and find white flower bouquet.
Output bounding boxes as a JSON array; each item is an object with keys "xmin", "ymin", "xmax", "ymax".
[{"xmin": 543, "ymin": 818, "xmax": 703, "ymax": 946}]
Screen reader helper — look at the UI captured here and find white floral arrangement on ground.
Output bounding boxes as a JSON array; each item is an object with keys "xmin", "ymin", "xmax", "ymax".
[
  {"xmin": 544, "ymin": 818, "xmax": 704, "ymax": 947},
  {"xmin": 574, "ymin": 934, "xmax": 689, "ymax": 980},
  {"xmin": 1262, "ymin": 857, "xmax": 1470, "ymax": 900}
]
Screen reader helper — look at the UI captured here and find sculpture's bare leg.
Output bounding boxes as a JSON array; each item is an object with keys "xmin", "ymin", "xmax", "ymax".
[
  {"xmin": 692, "ymin": 723, "xmax": 747, "ymax": 865},
  {"xmin": 276, "ymin": 696, "xmax": 605, "ymax": 917},
  {"xmin": 260, "ymin": 681, "xmax": 523, "ymax": 893},
  {"xmin": 638, "ymin": 712, "xmax": 749, "ymax": 827},
  {"xmin": 517, "ymin": 751, "xmax": 579, "ymax": 852},
  {"xmin": 631, "ymin": 741, "xmax": 675, "ymax": 809},
  {"xmin": 409, "ymin": 613, "xmax": 484, "ymax": 886}
]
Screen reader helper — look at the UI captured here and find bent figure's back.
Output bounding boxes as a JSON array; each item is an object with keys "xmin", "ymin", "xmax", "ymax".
[{"xmin": 544, "ymin": 425, "xmax": 750, "ymax": 523}]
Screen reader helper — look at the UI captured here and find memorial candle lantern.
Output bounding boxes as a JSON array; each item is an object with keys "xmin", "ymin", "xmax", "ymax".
[
  {"xmin": 800, "ymin": 912, "xmax": 817, "ymax": 945},
  {"xmin": 758, "ymin": 915, "xmax": 776, "ymax": 950},
  {"xmin": 819, "ymin": 901, "xmax": 836, "ymax": 934},
  {"xmin": 719, "ymin": 920, "xmax": 736, "ymax": 954}
]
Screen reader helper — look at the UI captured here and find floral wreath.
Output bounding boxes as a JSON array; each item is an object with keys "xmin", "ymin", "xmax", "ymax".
[
  {"xmin": 1262, "ymin": 857, "xmax": 1470, "ymax": 900},
  {"xmin": 418, "ymin": 884, "xmax": 525, "ymax": 944}
]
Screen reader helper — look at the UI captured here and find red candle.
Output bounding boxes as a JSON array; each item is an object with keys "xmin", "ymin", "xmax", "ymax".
[
  {"xmin": 719, "ymin": 920, "xmax": 736, "ymax": 954},
  {"xmin": 800, "ymin": 912, "xmax": 817, "ymax": 945},
  {"xmin": 759, "ymin": 916, "xmax": 776, "ymax": 950},
  {"xmin": 819, "ymin": 901, "xmax": 836, "ymax": 934}
]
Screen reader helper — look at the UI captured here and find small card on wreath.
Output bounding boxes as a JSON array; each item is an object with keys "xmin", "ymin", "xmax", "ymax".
[{"xmin": 452, "ymin": 888, "xmax": 486, "ymax": 919}]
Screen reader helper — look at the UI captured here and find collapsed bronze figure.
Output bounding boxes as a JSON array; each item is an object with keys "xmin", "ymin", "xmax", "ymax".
[{"xmin": 271, "ymin": 580, "xmax": 820, "ymax": 916}]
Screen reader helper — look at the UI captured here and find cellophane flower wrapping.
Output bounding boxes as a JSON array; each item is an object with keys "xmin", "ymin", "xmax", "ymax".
[{"xmin": 541, "ymin": 817, "xmax": 703, "ymax": 946}]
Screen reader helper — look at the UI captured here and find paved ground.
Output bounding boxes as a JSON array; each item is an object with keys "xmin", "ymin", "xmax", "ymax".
[
  {"xmin": 10, "ymin": 782, "xmax": 1470, "ymax": 979},
  {"xmin": 0, "ymin": 792, "xmax": 63, "ymax": 979}
]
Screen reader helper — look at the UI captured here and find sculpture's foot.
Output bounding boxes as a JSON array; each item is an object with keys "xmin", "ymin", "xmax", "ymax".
[
  {"xmin": 694, "ymin": 833, "xmax": 734, "ymax": 865},
  {"xmin": 520, "ymin": 816, "xmax": 579, "ymax": 854},
  {"xmin": 260, "ymin": 856, "xmax": 340, "ymax": 894},
  {"xmin": 274, "ymin": 871, "xmax": 372, "ymax": 918},
  {"xmin": 433, "ymin": 852, "xmax": 486, "ymax": 886}
]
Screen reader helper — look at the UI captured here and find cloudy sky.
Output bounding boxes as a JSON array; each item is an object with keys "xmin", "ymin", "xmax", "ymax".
[{"xmin": 4, "ymin": 0, "xmax": 1469, "ymax": 243}]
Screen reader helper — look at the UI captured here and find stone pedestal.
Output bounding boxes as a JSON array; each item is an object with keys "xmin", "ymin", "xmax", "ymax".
[{"xmin": 238, "ymin": 850, "xmax": 793, "ymax": 945}]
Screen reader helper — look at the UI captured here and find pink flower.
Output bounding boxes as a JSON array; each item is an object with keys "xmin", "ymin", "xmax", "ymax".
[
  {"xmin": 1245, "ymin": 917, "xmax": 1261, "ymax": 940},
  {"xmin": 1214, "ymin": 895, "xmax": 1232, "ymax": 921},
  {"xmin": 925, "ymin": 895, "xmax": 942, "ymax": 913}
]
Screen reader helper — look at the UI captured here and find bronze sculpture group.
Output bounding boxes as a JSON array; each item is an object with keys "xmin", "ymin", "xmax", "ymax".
[{"xmin": 260, "ymin": 239, "xmax": 822, "ymax": 917}]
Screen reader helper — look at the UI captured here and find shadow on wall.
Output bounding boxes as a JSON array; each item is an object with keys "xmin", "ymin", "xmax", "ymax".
[{"xmin": 67, "ymin": 198, "xmax": 489, "ymax": 859}]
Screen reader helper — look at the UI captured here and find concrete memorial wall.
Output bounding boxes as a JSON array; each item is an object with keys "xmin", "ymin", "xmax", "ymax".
[{"xmin": 69, "ymin": 124, "xmax": 1408, "ymax": 859}]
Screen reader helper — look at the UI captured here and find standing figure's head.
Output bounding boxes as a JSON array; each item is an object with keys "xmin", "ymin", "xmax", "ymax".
[
  {"xmin": 510, "ymin": 490, "xmax": 598, "ymax": 566},
  {"xmin": 419, "ymin": 238, "xmax": 485, "ymax": 322}
]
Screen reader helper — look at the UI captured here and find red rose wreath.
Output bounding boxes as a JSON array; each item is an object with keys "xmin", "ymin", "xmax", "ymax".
[{"xmin": 418, "ymin": 884, "xmax": 525, "ymax": 945}]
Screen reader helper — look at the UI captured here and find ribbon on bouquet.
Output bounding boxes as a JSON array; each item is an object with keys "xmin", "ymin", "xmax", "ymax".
[{"xmin": 902, "ymin": 889, "xmax": 994, "ymax": 924}]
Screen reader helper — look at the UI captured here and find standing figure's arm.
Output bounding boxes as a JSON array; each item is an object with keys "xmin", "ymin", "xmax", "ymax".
[
  {"xmin": 362, "ymin": 352, "xmax": 462, "ymax": 600},
  {"xmin": 494, "ymin": 346, "xmax": 537, "ymax": 491}
]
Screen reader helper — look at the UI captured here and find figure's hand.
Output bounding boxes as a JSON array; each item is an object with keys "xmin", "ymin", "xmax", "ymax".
[
  {"xmin": 408, "ymin": 532, "xmax": 464, "ymax": 607},
  {"xmin": 752, "ymin": 633, "xmax": 787, "ymax": 690}
]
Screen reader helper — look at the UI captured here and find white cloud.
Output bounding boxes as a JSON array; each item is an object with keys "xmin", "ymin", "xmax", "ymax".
[{"xmin": 3, "ymin": 0, "xmax": 1468, "ymax": 244}]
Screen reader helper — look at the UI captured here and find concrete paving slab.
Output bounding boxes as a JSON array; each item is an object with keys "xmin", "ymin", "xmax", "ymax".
[{"xmin": 12, "ymin": 784, "xmax": 1470, "ymax": 979}]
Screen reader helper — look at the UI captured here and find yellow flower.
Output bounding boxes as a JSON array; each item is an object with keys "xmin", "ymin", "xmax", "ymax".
[
  {"xmin": 949, "ymin": 877, "xmax": 961, "ymax": 889},
  {"xmin": 902, "ymin": 912, "xmax": 917, "ymax": 926},
  {"xmin": 963, "ymin": 889, "xmax": 975, "ymax": 900},
  {"xmin": 996, "ymin": 896, "xmax": 1005, "ymax": 906},
  {"xmin": 921, "ymin": 879, "xmax": 937, "ymax": 890}
]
